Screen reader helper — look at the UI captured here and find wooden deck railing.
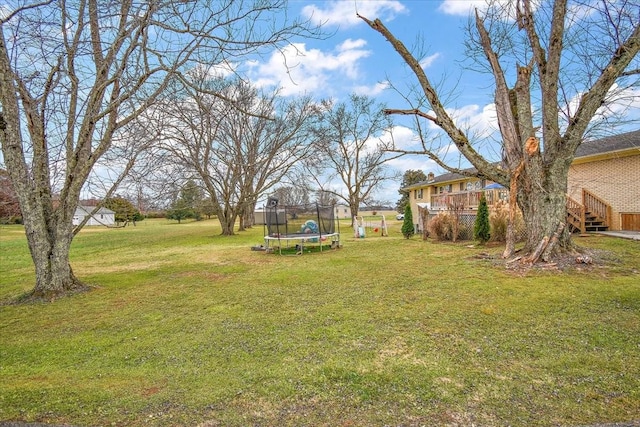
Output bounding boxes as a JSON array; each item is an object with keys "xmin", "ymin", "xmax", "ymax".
[
  {"xmin": 427, "ymin": 187, "xmax": 611, "ymax": 234},
  {"xmin": 430, "ymin": 188, "xmax": 509, "ymax": 210},
  {"xmin": 566, "ymin": 195, "xmax": 586, "ymax": 234},
  {"xmin": 582, "ymin": 189, "xmax": 611, "ymax": 228}
]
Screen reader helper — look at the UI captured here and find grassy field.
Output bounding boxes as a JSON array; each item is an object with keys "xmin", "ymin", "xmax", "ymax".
[{"xmin": 1, "ymin": 219, "xmax": 639, "ymax": 426}]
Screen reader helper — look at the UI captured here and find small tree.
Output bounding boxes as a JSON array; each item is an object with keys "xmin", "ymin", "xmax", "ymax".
[
  {"xmin": 396, "ymin": 169, "xmax": 427, "ymax": 214},
  {"xmin": 201, "ymin": 198, "xmax": 217, "ymax": 220},
  {"xmin": 104, "ymin": 197, "xmax": 143, "ymax": 226},
  {"xmin": 401, "ymin": 205, "xmax": 414, "ymax": 239},
  {"xmin": 166, "ymin": 199, "xmax": 192, "ymax": 224},
  {"xmin": 474, "ymin": 193, "xmax": 491, "ymax": 244}
]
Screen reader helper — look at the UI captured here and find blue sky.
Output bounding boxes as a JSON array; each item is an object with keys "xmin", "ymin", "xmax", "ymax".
[
  {"xmin": 2, "ymin": 0, "xmax": 636, "ymax": 205},
  {"xmin": 245, "ymin": 0, "xmax": 503, "ymax": 203},
  {"xmin": 232, "ymin": 0, "xmax": 640, "ymax": 204}
]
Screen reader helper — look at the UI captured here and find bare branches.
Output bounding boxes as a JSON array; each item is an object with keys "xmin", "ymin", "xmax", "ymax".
[
  {"xmin": 383, "ymin": 108, "xmax": 438, "ymax": 123},
  {"xmin": 0, "ymin": 0, "xmax": 328, "ymax": 294},
  {"xmin": 154, "ymin": 78, "xmax": 322, "ymax": 234},
  {"xmin": 620, "ymin": 68, "xmax": 640, "ymax": 77},
  {"xmin": 474, "ymin": 8, "xmax": 520, "ymax": 164},
  {"xmin": 563, "ymin": 20, "xmax": 640, "ymax": 149},
  {"xmin": 359, "ymin": 13, "xmax": 508, "ymax": 185},
  {"xmin": 310, "ymin": 94, "xmax": 402, "ymax": 219},
  {"xmin": 0, "ymin": 0, "xmax": 55, "ymax": 25}
]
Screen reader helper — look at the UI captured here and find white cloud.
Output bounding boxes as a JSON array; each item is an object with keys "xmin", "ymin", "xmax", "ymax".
[
  {"xmin": 420, "ymin": 53, "xmax": 441, "ymax": 69},
  {"xmin": 387, "ymin": 155, "xmax": 437, "ymax": 174},
  {"xmin": 302, "ymin": 0, "xmax": 407, "ymax": 28},
  {"xmin": 338, "ymin": 38, "xmax": 367, "ymax": 51},
  {"xmin": 563, "ymin": 84, "xmax": 640, "ymax": 130},
  {"xmin": 186, "ymin": 61, "xmax": 237, "ymax": 79},
  {"xmin": 384, "ymin": 125, "xmax": 419, "ymax": 150},
  {"xmin": 438, "ymin": 0, "xmax": 489, "ymax": 16},
  {"xmin": 353, "ymin": 81, "xmax": 390, "ymax": 96},
  {"xmin": 247, "ymin": 41, "xmax": 371, "ymax": 97},
  {"xmin": 427, "ymin": 103, "xmax": 499, "ymax": 139}
]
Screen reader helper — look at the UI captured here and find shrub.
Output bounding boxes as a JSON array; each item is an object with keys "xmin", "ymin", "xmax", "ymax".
[
  {"xmin": 401, "ymin": 205, "xmax": 414, "ymax": 239},
  {"xmin": 428, "ymin": 212, "xmax": 458, "ymax": 241},
  {"xmin": 490, "ymin": 200, "xmax": 524, "ymax": 242},
  {"xmin": 145, "ymin": 211, "xmax": 166, "ymax": 219},
  {"xmin": 474, "ymin": 193, "xmax": 491, "ymax": 244}
]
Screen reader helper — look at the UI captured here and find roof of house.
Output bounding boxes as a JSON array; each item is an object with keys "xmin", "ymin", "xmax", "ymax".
[
  {"xmin": 404, "ymin": 129, "xmax": 639, "ymax": 190},
  {"xmin": 427, "ymin": 168, "xmax": 479, "ymax": 185},
  {"xmin": 403, "ymin": 165, "xmax": 492, "ymax": 190},
  {"xmin": 574, "ymin": 129, "xmax": 640, "ymax": 158}
]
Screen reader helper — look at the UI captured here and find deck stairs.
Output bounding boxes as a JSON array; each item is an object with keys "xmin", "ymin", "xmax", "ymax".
[{"xmin": 567, "ymin": 189, "xmax": 612, "ymax": 234}]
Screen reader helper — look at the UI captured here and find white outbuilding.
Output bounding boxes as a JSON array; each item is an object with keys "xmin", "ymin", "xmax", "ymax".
[{"xmin": 72, "ymin": 206, "xmax": 115, "ymax": 227}]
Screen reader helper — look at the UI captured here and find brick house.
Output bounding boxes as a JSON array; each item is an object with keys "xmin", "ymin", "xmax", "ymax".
[
  {"xmin": 567, "ymin": 129, "xmax": 640, "ymax": 231},
  {"xmin": 404, "ymin": 129, "xmax": 640, "ymax": 233}
]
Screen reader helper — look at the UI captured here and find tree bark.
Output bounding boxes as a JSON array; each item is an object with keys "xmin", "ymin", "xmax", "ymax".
[
  {"xmin": 518, "ymin": 159, "xmax": 572, "ymax": 254},
  {"xmin": 26, "ymin": 223, "xmax": 87, "ymax": 300}
]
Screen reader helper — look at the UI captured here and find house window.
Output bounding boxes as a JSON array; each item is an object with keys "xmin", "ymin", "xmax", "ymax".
[
  {"xmin": 459, "ymin": 182, "xmax": 464, "ymax": 191},
  {"xmin": 415, "ymin": 189, "xmax": 423, "ymax": 199},
  {"xmin": 446, "ymin": 184, "xmax": 452, "ymax": 192},
  {"xmin": 466, "ymin": 182, "xmax": 473, "ymax": 191}
]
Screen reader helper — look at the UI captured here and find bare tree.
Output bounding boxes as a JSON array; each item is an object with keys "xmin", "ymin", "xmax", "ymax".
[
  {"xmin": 312, "ymin": 94, "xmax": 402, "ymax": 226},
  {"xmin": 360, "ymin": 0, "xmax": 639, "ymax": 261},
  {"xmin": 0, "ymin": 1, "xmax": 321, "ymax": 300},
  {"xmin": 270, "ymin": 186, "xmax": 312, "ymax": 208},
  {"xmin": 158, "ymin": 76, "xmax": 323, "ymax": 235},
  {"xmin": 315, "ymin": 189, "xmax": 338, "ymax": 207}
]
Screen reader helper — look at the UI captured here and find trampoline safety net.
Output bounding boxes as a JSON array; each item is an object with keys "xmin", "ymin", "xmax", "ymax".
[{"xmin": 265, "ymin": 203, "xmax": 337, "ymax": 237}]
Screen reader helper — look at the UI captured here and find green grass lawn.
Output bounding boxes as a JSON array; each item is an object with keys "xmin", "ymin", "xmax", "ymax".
[{"xmin": 1, "ymin": 219, "xmax": 639, "ymax": 426}]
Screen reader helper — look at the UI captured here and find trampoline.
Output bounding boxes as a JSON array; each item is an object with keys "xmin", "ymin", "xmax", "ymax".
[{"xmin": 263, "ymin": 199, "xmax": 341, "ymax": 255}]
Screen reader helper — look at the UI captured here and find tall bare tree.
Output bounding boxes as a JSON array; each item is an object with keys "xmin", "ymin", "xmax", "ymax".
[
  {"xmin": 312, "ymin": 94, "xmax": 402, "ymax": 225},
  {"xmin": 159, "ymin": 77, "xmax": 323, "ymax": 235},
  {"xmin": 360, "ymin": 0, "xmax": 639, "ymax": 261},
  {"xmin": 270, "ymin": 185, "xmax": 312, "ymax": 208},
  {"xmin": 0, "ymin": 0, "xmax": 321, "ymax": 300}
]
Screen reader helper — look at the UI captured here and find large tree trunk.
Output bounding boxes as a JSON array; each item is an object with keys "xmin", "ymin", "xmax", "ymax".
[
  {"xmin": 19, "ymin": 203, "xmax": 87, "ymax": 300},
  {"xmin": 218, "ymin": 211, "xmax": 236, "ymax": 236},
  {"xmin": 518, "ymin": 161, "xmax": 572, "ymax": 257},
  {"xmin": 27, "ymin": 228, "xmax": 86, "ymax": 299}
]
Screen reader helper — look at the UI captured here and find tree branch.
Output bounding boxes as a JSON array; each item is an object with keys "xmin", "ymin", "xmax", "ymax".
[
  {"xmin": 620, "ymin": 68, "xmax": 640, "ymax": 77},
  {"xmin": 358, "ymin": 13, "xmax": 508, "ymax": 185},
  {"xmin": 564, "ymin": 21, "xmax": 640, "ymax": 150},
  {"xmin": 383, "ymin": 108, "xmax": 438, "ymax": 123}
]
